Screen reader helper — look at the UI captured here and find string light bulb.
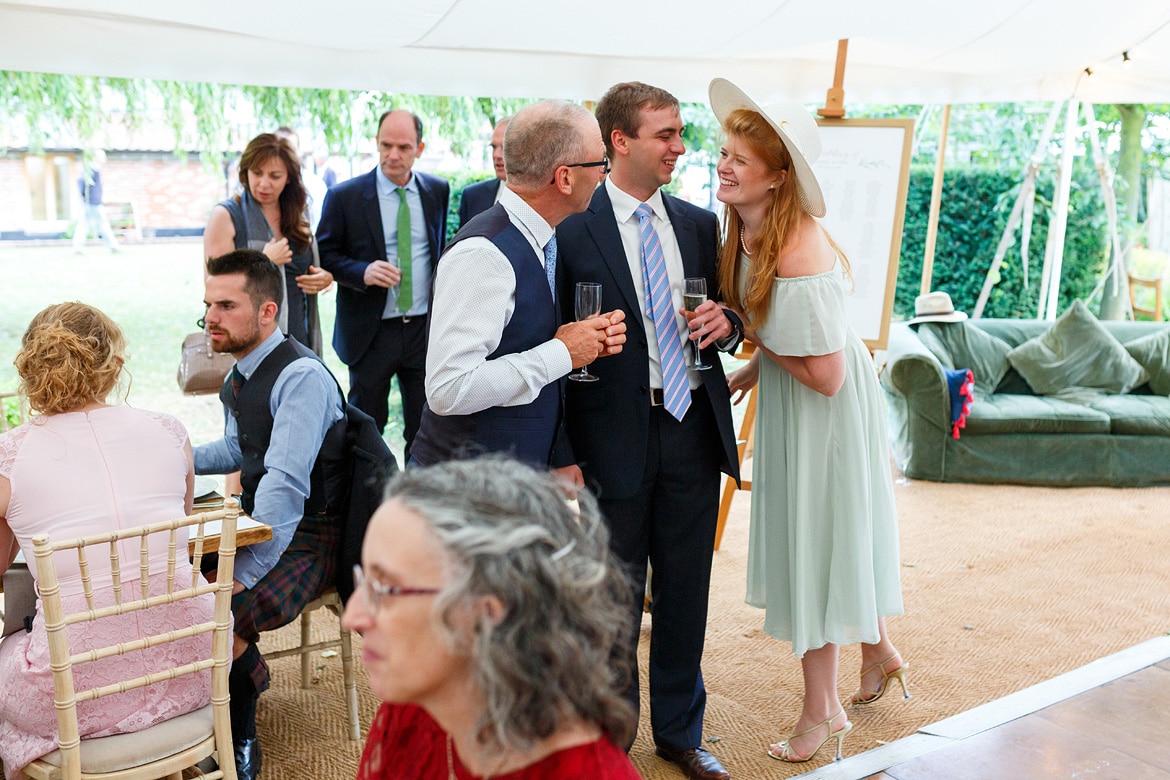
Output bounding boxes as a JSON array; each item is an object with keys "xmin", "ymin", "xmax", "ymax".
[
  {"xmin": 1084, "ymin": 67, "xmax": 1094, "ymax": 78},
  {"xmin": 1122, "ymin": 51, "xmax": 1132, "ymax": 67}
]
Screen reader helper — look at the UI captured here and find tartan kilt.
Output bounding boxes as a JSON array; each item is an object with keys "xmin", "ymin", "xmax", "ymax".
[{"xmin": 230, "ymin": 513, "xmax": 339, "ymax": 643}]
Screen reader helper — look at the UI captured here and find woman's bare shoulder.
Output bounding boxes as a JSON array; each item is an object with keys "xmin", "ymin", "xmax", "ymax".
[{"xmin": 776, "ymin": 218, "xmax": 836, "ymax": 279}]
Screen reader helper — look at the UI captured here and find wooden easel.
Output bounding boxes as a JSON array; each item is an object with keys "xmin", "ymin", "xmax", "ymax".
[
  {"xmin": 713, "ymin": 39, "xmax": 851, "ymax": 551},
  {"xmin": 817, "ymin": 39, "xmax": 849, "ymax": 119},
  {"xmin": 713, "ymin": 344, "xmax": 756, "ymax": 550}
]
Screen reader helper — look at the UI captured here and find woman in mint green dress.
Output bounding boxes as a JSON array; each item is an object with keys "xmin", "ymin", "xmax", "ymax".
[{"xmin": 707, "ymin": 79, "xmax": 908, "ymax": 764}]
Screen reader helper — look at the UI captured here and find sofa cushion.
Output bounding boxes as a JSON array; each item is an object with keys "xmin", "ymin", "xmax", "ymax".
[
  {"xmin": 994, "ymin": 367, "xmax": 1037, "ymax": 396},
  {"xmin": 1088, "ymin": 395, "xmax": 1170, "ymax": 435},
  {"xmin": 970, "ymin": 319, "xmax": 1049, "ymax": 348},
  {"xmin": 1124, "ymin": 327, "xmax": 1170, "ymax": 396},
  {"xmin": 916, "ymin": 322, "xmax": 1013, "ymax": 399},
  {"xmin": 963, "ymin": 393, "xmax": 1112, "ymax": 435},
  {"xmin": 1006, "ymin": 300, "xmax": 1149, "ymax": 396}
]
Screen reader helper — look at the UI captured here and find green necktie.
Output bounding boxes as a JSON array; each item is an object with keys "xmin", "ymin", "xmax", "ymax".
[{"xmin": 396, "ymin": 187, "xmax": 412, "ymax": 313}]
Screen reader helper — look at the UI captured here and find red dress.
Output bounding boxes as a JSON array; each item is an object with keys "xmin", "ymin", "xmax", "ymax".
[{"xmin": 358, "ymin": 703, "xmax": 643, "ymax": 780}]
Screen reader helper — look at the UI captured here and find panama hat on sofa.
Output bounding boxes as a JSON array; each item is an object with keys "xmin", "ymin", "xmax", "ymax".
[{"xmin": 906, "ymin": 291, "xmax": 968, "ymax": 325}]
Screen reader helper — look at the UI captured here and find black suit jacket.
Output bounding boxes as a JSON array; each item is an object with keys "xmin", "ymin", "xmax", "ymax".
[
  {"xmin": 457, "ymin": 178, "xmax": 501, "ymax": 228},
  {"xmin": 316, "ymin": 168, "xmax": 450, "ymax": 365},
  {"xmin": 556, "ymin": 187, "xmax": 741, "ymax": 500}
]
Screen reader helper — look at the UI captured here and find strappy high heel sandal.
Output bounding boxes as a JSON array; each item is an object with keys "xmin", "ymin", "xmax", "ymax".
[
  {"xmin": 851, "ymin": 652, "xmax": 911, "ymax": 704},
  {"xmin": 767, "ymin": 710, "xmax": 852, "ymax": 763}
]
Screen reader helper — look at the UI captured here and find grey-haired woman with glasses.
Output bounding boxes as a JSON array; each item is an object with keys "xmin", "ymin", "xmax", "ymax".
[{"xmin": 342, "ymin": 456, "xmax": 643, "ymax": 779}]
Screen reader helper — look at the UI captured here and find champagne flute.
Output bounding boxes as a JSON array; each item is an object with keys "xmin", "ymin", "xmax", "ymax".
[
  {"xmin": 683, "ymin": 277, "xmax": 711, "ymax": 370},
  {"xmin": 570, "ymin": 282, "xmax": 602, "ymax": 382}
]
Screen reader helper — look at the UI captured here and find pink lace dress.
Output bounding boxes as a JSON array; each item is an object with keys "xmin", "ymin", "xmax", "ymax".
[{"xmin": 0, "ymin": 407, "xmax": 216, "ymax": 779}]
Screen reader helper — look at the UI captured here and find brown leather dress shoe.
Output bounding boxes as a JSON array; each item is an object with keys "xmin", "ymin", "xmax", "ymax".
[{"xmin": 655, "ymin": 746, "xmax": 730, "ymax": 780}]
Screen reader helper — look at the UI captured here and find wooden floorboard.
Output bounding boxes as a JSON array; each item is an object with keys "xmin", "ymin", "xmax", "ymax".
[{"xmin": 796, "ymin": 636, "xmax": 1170, "ymax": 780}]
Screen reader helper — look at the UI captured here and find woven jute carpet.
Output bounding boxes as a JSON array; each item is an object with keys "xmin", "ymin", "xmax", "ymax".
[{"xmin": 254, "ymin": 476, "xmax": 1170, "ymax": 779}]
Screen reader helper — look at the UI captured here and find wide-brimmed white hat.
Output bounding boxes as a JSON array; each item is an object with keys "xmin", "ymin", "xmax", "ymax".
[
  {"xmin": 906, "ymin": 291, "xmax": 968, "ymax": 325},
  {"xmin": 708, "ymin": 77, "xmax": 826, "ymax": 218}
]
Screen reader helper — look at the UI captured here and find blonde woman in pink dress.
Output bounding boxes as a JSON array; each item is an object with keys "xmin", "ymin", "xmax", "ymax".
[{"xmin": 0, "ymin": 303, "xmax": 216, "ymax": 779}]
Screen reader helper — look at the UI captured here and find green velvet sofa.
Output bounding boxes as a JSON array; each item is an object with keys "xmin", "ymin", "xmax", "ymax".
[{"xmin": 881, "ymin": 318, "xmax": 1170, "ymax": 487}]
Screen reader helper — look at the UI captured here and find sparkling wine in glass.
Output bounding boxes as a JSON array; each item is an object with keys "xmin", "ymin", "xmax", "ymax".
[
  {"xmin": 683, "ymin": 277, "xmax": 711, "ymax": 370},
  {"xmin": 570, "ymin": 282, "xmax": 602, "ymax": 382}
]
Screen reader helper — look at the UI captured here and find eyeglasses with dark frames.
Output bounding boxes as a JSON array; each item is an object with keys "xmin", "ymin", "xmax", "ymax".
[
  {"xmin": 551, "ymin": 156, "xmax": 610, "ymax": 184},
  {"xmin": 565, "ymin": 157, "xmax": 610, "ymax": 174},
  {"xmin": 352, "ymin": 564, "xmax": 440, "ymax": 616}
]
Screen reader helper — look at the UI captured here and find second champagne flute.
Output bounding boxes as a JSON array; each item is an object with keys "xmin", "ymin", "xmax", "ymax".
[
  {"xmin": 570, "ymin": 281, "xmax": 602, "ymax": 382},
  {"xmin": 683, "ymin": 277, "xmax": 711, "ymax": 370}
]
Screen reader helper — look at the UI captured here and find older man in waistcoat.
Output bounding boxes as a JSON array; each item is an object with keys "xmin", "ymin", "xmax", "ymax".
[{"xmin": 410, "ymin": 100, "xmax": 625, "ymax": 474}]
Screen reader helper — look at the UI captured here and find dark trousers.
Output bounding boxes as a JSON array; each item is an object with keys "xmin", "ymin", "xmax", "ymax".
[
  {"xmin": 600, "ymin": 391, "xmax": 722, "ymax": 753},
  {"xmin": 347, "ymin": 315, "xmax": 427, "ymax": 459},
  {"xmin": 203, "ymin": 516, "xmax": 338, "ymax": 736}
]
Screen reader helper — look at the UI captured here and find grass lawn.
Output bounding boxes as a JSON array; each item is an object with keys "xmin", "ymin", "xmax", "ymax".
[{"xmin": 0, "ymin": 241, "xmax": 407, "ymax": 455}]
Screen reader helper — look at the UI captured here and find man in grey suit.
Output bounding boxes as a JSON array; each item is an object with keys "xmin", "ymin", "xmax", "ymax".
[{"xmin": 316, "ymin": 110, "xmax": 449, "ymax": 460}]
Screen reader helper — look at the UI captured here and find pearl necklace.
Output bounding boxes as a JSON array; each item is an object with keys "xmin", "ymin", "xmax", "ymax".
[
  {"xmin": 739, "ymin": 224, "xmax": 753, "ymax": 256},
  {"xmin": 447, "ymin": 733, "xmax": 505, "ymax": 780}
]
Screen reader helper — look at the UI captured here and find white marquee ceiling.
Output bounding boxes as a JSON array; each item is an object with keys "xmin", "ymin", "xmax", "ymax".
[{"xmin": 3, "ymin": 1, "xmax": 1170, "ymax": 105}]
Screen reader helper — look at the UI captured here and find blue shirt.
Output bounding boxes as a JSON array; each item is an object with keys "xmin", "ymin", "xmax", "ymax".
[
  {"xmin": 375, "ymin": 166, "xmax": 432, "ymax": 319},
  {"xmin": 193, "ymin": 330, "xmax": 345, "ymax": 588}
]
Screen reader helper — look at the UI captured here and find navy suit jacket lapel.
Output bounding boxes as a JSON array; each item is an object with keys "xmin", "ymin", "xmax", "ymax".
[
  {"xmin": 663, "ymin": 195, "xmax": 701, "ymax": 278},
  {"xmin": 360, "ymin": 170, "xmax": 387, "ymax": 260},
  {"xmin": 584, "ymin": 188, "xmax": 643, "ymax": 334},
  {"xmin": 415, "ymin": 174, "xmax": 441, "ymax": 266}
]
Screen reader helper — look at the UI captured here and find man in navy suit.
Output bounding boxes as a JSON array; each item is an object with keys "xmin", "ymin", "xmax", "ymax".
[
  {"xmin": 556, "ymin": 82, "xmax": 742, "ymax": 780},
  {"xmin": 316, "ymin": 110, "xmax": 449, "ymax": 460},
  {"xmin": 457, "ymin": 117, "xmax": 509, "ymax": 228}
]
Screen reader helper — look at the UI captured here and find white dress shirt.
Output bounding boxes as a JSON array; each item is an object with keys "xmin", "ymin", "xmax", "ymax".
[
  {"xmin": 425, "ymin": 186, "xmax": 573, "ymax": 416},
  {"xmin": 606, "ymin": 179, "xmax": 700, "ymax": 390}
]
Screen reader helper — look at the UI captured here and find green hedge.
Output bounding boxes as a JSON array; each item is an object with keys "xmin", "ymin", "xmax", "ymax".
[
  {"xmin": 444, "ymin": 171, "xmax": 496, "ymax": 243},
  {"xmin": 2, "ymin": 392, "xmax": 22, "ymax": 429},
  {"xmin": 894, "ymin": 164, "xmax": 1109, "ymax": 320}
]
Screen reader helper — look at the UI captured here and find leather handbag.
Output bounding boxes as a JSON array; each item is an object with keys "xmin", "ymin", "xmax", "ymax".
[{"xmin": 177, "ymin": 329, "xmax": 235, "ymax": 395}]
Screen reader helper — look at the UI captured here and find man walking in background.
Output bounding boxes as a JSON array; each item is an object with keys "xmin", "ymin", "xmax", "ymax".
[{"xmin": 72, "ymin": 150, "xmax": 121, "ymax": 254}]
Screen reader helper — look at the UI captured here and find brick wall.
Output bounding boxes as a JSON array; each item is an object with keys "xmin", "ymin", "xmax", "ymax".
[
  {"xmin": 1, "ymin": 152, "xmax": 229, "ymax": 237},
  {"xmin": 97, "ymin": 155, "xmax": 227, "ymax": 234}
]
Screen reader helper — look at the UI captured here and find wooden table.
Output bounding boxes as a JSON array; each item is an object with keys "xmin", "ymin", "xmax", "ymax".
[
  {"xmin": 187, "ymin": 513, "xmax": 272, "ymax": 556},
  {"xmin": 1, "ymin": 518, "xmax": 272, "ymax": 593},
  {"xmin": 3, "ymin": 516, "xmax": 271, "ymax": 636}
]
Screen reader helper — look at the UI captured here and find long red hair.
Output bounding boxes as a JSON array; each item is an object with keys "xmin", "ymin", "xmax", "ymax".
[{"xmin": 716, "ymin": 109, "xmax": 851, "ymax": 328}]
